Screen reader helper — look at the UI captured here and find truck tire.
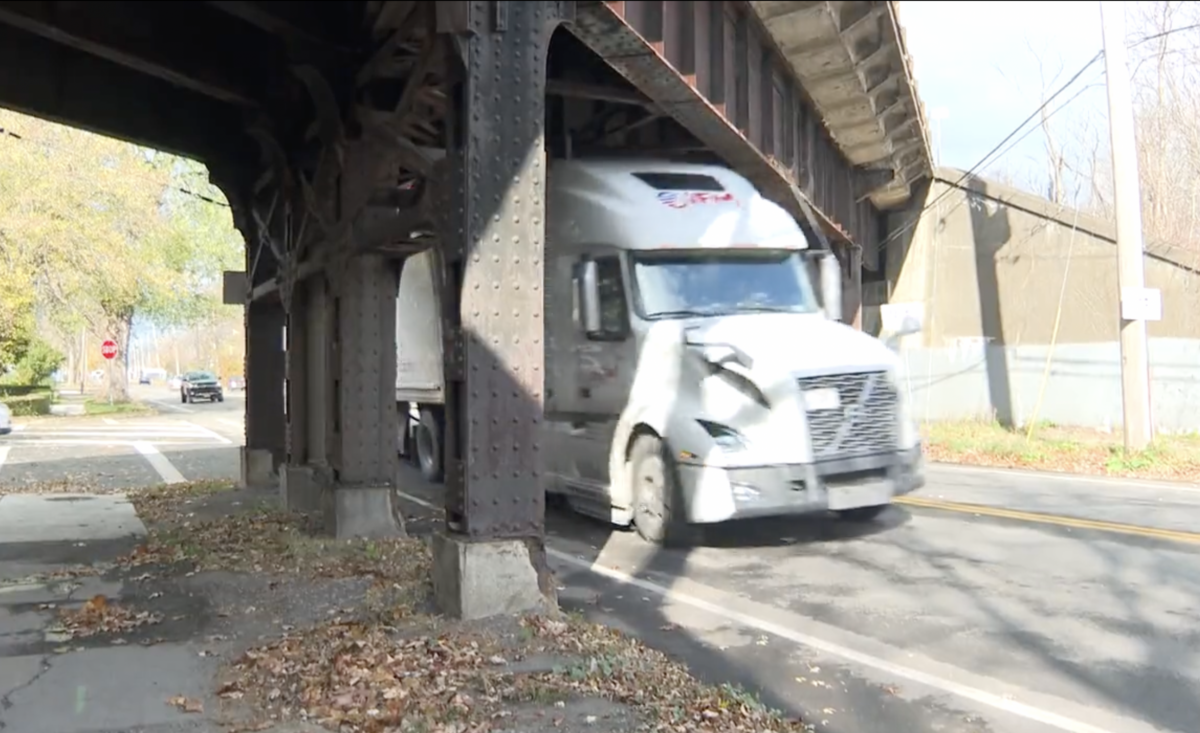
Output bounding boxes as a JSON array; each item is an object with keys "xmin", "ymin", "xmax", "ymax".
[
  {"xmin": 629, "ymin": 434, "xmax": 691, "ymax": 546},
  {"xmin": 835, "ymin": 504, "xmax": 889, "ymax": 522},
  {"xmin": 181, "ymin": 391, "xmax": 188, "ymax": 404},
  {"xmin": 416, "ymin": 407, "xmax": 445, "ymax": 484}
]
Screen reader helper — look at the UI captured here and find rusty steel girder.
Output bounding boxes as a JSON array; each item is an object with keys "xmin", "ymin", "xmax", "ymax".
[
  {"xmin": 570, "ymin": 0, "xmax": 882, "ymax": 250},
  {"xmin": 435, "ymin": 0, "xmax": 570, "ymax": 540}
]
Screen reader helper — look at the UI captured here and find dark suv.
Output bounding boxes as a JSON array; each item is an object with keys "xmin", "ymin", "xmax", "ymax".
[{"xmin": 181, "ymin": 370, "xmax": 224, "ymax": 404}]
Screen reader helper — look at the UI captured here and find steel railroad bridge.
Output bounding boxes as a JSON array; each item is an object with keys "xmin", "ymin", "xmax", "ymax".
[{"xmin": 0, "ymin": 0, "xmax": 932, "ymax": 616}]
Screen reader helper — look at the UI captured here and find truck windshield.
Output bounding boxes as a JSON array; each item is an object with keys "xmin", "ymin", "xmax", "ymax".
[{"xmin": 631, "ymin": 250, "xmax": 819, "ymax": 320}]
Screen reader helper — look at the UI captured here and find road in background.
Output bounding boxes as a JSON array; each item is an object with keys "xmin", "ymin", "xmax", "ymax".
[
  {"xmin": 4, "ymin": 394, "xmax": 1200, "ymax": 732},
  {"xmin": 0, "ymin": 385, "xmax": 243, "ymax": 490}
]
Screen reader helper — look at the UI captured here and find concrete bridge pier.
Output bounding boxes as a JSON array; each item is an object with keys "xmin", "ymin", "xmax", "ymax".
[{"xmin": 426, "ymin": 1, "xmax": 566, "ymax": 621}]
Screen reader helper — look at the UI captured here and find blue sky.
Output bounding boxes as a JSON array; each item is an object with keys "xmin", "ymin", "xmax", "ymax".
[{"xmin": 898, "ymin": 1, "xmax": 1108, "ymax": 189}]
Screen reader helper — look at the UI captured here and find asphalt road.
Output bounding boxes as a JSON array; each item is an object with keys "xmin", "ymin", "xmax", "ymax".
[{"xmin": 3, "ymin": 392, "xmax": 1200, "ymax": 733}]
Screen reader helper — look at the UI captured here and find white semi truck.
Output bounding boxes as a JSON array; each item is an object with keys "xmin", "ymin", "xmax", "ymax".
[{"xmin": 395, "ymin": 158, "xmax": 925, "ymax": 544}]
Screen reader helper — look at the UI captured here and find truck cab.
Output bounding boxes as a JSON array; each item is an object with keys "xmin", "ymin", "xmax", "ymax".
[{"xmin": 396, "ymin": 158, "xmax": 925, "ymax": 544}]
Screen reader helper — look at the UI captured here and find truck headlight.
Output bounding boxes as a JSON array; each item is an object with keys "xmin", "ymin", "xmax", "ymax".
[{"xmin": 696, "ymin": 419, "xmax": 747, "ymax": 451}]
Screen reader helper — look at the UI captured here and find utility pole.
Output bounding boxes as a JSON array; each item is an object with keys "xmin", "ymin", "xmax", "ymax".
[{"xmin": 1100, "ymin": 0, "xmax": 1154, "ymax": 451}]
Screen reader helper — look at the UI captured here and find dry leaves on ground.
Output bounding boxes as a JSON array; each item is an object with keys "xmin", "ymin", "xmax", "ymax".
[
  {"xmin": 126, "ymin": 479, "xmax": 238, "ymax": 523},
  {"xmin": 0, "ymin": 478, "xmax": 107, "ymax": 496},
  {"xmin": 168, "ymin": 695, "xmax": 205, "ymax": 714},
  {"xmin": 52, "ymin": 593, "xmax": 163, "ymax": 640},
  {"xmin": 222, "ymin": 613, "xmax": 805, "ymax": 733},
  {"xmin": 121, "ymin": 505, "xmax": 431, "ymax": 587}
]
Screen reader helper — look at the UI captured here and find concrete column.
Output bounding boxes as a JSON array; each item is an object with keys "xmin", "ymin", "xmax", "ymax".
[
  {"xmin": 242, "ymin": 299, "xmax": 286, "ymax": 488},
  {"xmin": 318, "ymin": 253, "xmax": 404, "ymax": 539},
  {"xmin": 430, "ymin": 1, "xmax": 564, "ymax": 621}
]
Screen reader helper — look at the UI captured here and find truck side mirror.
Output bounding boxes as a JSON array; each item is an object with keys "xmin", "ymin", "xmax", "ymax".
[
  {"xmin": 579, "ymin": 259, "xmax": 603, "ymax": 335},
  {"xmin": 818, "ymin": 252, "xmax": 842, "ymax": 323}
]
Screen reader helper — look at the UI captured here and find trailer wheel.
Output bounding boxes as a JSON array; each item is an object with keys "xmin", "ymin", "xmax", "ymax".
[
  {"xmin": 416, "ymin": 407, "xmax": 445, "ymax": 484},
  {"xmin": 629, "ymin": 434, "xmax": 691, "ymax": 546}
]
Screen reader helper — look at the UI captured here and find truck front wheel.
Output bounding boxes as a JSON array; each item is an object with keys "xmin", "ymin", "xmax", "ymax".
[
  {"xmin": 416, "ymin": 407, "xmax": 445, "ymax": 484},
  {"xmin": 629, "ymin": 434, "xmax": 691, "ymax": 546}
]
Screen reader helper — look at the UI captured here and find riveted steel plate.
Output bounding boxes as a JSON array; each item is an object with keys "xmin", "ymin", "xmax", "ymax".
[{"xmin": 439, "ymin": 1, "xmax": 567, "ymax": 539}]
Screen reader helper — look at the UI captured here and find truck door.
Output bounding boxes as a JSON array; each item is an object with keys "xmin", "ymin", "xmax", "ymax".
[{"xmin": 550, "ymin": 248, "xmax": 637, "ymax": 497}]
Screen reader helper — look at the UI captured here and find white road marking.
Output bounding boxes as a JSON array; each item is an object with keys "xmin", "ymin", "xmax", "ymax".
[
  {"xmin": 394, "ymin": 488, "xmax": 1132, "ymax": 733},
  {"xmin": 0, "ymin": 446, "xmax": 8, "ymax": 474},
  {"xmin": 183, "ymin": 421, "xmax": 234, "ymax": 445},
  {"xmin": 218, "ymin": 418, "xmax": 242, "ymax": 428},
  {"xmin": 103, "ymin": 418, "xmax": 118, "ymax": 425},
  {"xmin": 132, "ymin": 441, "xmax": 186, "ymax": 484},
  {"xmin": 0, "ymin": 438, "xmax": 215, "ymax": 446},
  {"xmin": 8, "ymin": 429, "xmax": 210, "ymax": 438}
]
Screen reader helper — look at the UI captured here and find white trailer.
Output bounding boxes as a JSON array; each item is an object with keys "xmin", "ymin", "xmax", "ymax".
[{"xmin": 396, "ymin": 158, "xmax": 925, "ymax": 544}]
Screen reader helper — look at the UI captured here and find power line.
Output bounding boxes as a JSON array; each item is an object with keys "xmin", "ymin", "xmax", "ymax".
[{"xmin": 877, "ymin": 20, "xmax": 1200, "ymax": 252}]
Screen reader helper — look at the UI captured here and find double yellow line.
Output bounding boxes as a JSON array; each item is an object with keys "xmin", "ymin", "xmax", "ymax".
[{"xmin": 895, "ymin": 495, "xmax": 1200, "ymax": 546}]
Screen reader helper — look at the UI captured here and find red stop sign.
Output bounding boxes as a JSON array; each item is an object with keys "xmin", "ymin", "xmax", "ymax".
[{"xmin": 101, "ymin": 339, "xmax": 118, "ymax": 360}]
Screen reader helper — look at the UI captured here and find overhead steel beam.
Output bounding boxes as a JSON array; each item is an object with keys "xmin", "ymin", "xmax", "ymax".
[
  {"xmin": 571, "ymin": 0, "xmax": 880, "ymax": 248},
  {"xmin": 0, "ymin": 1, "xmax": 267, "ymax": 107},
  {"xmin": 0, "ymin": 21, "xmax": 252, "ymax": 163}
]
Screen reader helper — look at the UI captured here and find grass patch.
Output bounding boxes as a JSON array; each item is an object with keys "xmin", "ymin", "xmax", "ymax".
[
  {"xmin": 922, "ymin": 419, "xmax": 1200, "ymax": 482},
  {"xmin": 83, "ymin": 398, "xmax": 153, "ymax": 416}
]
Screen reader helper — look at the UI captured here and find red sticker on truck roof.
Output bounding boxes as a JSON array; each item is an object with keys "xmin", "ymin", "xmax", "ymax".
[{"xmin": 656, "ymin": 191, "xmax": 738, "ymax": 209}]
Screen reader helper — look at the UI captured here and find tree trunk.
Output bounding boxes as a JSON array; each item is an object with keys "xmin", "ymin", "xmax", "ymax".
[{"xmin": 103, "ymin": 312, "xmax": 134, "ymax": 402}]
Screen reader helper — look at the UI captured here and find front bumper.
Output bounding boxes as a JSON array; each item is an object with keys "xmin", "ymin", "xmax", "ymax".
[
  {"xmin": 187, "ymin": 386, "xmax": 223, "ymax": 398},
  {"xmin": 680, "ymin": 445, "xmax": 925, "ymax": 524}
]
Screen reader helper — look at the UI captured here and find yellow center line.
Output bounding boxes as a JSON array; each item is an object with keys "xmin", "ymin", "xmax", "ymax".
[{"xmin": 894, "ymin": 495, "xmax": 1200, "ymax": 545}]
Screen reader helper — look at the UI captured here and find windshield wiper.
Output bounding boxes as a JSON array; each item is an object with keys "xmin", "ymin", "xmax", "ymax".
[
  {"xmin": 733, "ymin": 305, "xmax": 803, "ymax": 314},
  {"xmin": 648, "ymin": 309, "xmax": 718, "ymax": 320}
]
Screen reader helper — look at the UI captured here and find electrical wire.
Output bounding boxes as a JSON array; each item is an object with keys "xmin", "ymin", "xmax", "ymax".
[
  {"xmin": 877, "ymin": 20, "xmax": 1200, "ymax": 252},
  {"xmin": 876, "ymin": 51, "xmax": 1103, "ymax": 252}
]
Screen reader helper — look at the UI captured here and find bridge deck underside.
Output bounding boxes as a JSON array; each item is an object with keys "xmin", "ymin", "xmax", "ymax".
[{"xmin": 0, "ymin": 0, "xmax": 930, "ymax": 615}]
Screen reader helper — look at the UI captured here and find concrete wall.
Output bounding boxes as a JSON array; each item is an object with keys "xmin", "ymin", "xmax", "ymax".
[
  {"xmin": 870, "ymin": 169, "xmax": 1200, "ymax": 431},
  {"xmin": 895, "ymin": 338, "xmax": 1200, "ymax": 433}
]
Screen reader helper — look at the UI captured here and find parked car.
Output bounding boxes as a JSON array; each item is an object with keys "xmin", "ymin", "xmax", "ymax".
[
  {"xmin": 227, "ymin": 375, "xmax": 245, "ymax": 391},
  {"xmin": 180, "ymin": 370, "xmax": 224, "ymax": 404},
  {"xmin": 0, "ymin": 402, "xmax": 11, "ymax": 435}
]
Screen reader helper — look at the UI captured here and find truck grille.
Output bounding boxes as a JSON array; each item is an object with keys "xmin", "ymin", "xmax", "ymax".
[{"xmin": 798, "ymin": 371, "xmax": 899, "ymax": 460}]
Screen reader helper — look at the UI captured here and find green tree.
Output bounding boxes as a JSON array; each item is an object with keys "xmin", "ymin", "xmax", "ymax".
[{"xmin": 0, "ymin": 110, "xmax": 243, "ymax": 400}]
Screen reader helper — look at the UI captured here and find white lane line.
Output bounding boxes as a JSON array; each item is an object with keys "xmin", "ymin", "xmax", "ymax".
[
  {"xmin": 132, "ymin": 441, "xmax": 186, "ymax": 484},
  {"xmin": 0, "ymin": 438, "xmax": 217, "ymax": 446},
  {"xmin": 0, "ymin": 446, "xmax": 9, "ymax": 474},
  {"xmin": 183, "ymin": 421, "xmax": 234, "ymax": 445},
  {"xmin": 394, "ymin": 488, "xmax": 1124, "ymax": 733},
  {"xmin": 10, "ymin": 430, "xmax": 209, "ymax": 438}
]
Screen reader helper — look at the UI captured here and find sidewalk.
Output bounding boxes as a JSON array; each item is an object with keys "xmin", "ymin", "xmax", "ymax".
[{"xmin": 0, "ymin": 481, "xmax": 809, "ymax": 733}]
